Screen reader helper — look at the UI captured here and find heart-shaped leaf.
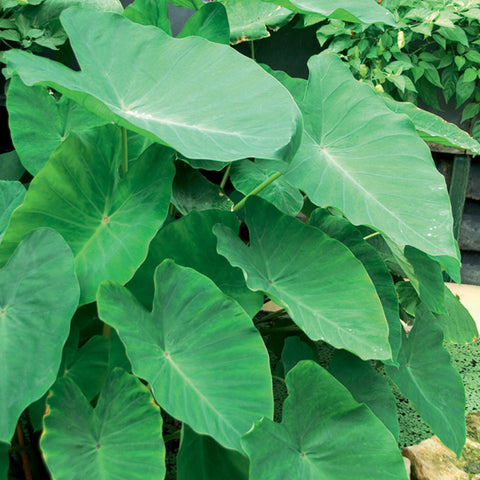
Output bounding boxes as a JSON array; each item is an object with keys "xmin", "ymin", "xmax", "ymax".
[
  {"xmin": 0, "ymin": 180, "xmax": 25, "ymax": 241},
  {"xmin": 5, "ymin": 8, "xmax": 302, "ymax": 163},
  {"xmin": 0, "ymin": 125, "xmax": 175, "ymax": 304},
  {"xmin": 264, "ymin": 0, "xmax": 396, "ymax": 25},
  {"xmin": 41, "ymin": 368, "xmax": 165, "ymax": 480},
  {"xmin": 231, "ymin": 159, "xmax": 303, "ymax": 216},
  {"xmin": 225, "ymin": 0, "xmax": 294, "ymax": 44},
  {"xmin": 98, "ymin": 260, "xmax": 273, "ymax": 451},
  {"xmin": 242, "ymin": 361, "xmax": 408, "ymax": 480},
  {"xmin": 386, "ymin": 304, "xmax": 466, "ymax": 456},
  {"xmin": 0, "ymin": 228, "xmax": 79, "ymax": 443},
  {"xmin": 128, "ymin": 209, "xmax": 263, "ymax": 317},
  {"xmin": 7, "ymin": 77, "xmax": 107, "ymax": 175},
  {"xmin": 177, "ymin": 424, "xmax": 249, "ymax": 480},
  {"xmin": 215, "ymin": 196, "xmax": 391, "ymax": 361},
  {"xmin": 0, "ymin": 442, "xmax": 8, "ymax": 478},
  {"xmin": 310, "ymin": 208, "xmax": 401, "ymax": 364},
  {"xmin": 284, "ymin": 53, "xmax": 459, "ymax": 272}
]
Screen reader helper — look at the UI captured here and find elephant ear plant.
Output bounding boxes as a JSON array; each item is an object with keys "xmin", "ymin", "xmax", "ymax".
[{"xmin": 0, "ymin": 1, "xmax": 479, "ymax": 479}]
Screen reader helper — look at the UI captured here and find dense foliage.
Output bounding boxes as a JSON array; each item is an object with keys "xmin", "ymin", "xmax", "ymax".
[{"xmin": 0, "ymin": 0, "xmax": 479, "ymax": 479}]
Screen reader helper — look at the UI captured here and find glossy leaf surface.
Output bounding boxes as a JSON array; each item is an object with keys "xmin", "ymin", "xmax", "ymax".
[
  {"xmin": 178, "ymin": 2, "xmax": 229, "ymax": 44},
  {"xmin": 215, "ymin": 196, "xmax": 391, "ymax": 360},
  {"xmin": 98, "ymin": 260, "xmax": 273, "ymax": 451},
  {"xmin": 329, "ymin": 350, "xmax": 400, "ymax": 439},
  {"xmin": 41, "ymin": 369, "xmax": 165, "ymax": 480},
  {"xmin": 0, "ymin": 181, "xmax": 24, "ymax": 241},
  {"xmin": 177, "ymin": 425, "xmax": 249, "ymax": 480},
  {"xmin": 310, "ymin": 208, "xmax": 401, "ymax": 364},
  {"xmin": 0, "ymin": 228, "xmax": 79, "ymax": 443},
  {"xmin": 7, "ymin": 77, "xmax": 107, "ymax": 175},
  {"xmin": 231, "ymin": 159, "xmax": 303, "ymax": 216},
  {"xmin": 265, "ymin": 0, "xmax": 396, "ymax": 25},
  {"xmin": 0, "ymin": 125, "xmax": 174, "ymax": 304},
  {"xmin": 284, "ymin": 53, "xmax": 458, "ymax": 269},
  {"xmin": 242, "ymin": 361, "xmax": 408, "ymax": 480},
  {"xmin": 225, "ymin": 0, "xmax": 293, "ymax": 44},
  {"xmin": 386, "ymin": 305, "xmax": 466, "ymax": 456},
  {"xmin": 5, "ymin": 8, "xmax": 302, "ymax": 163},
  {"xmin": 128, "ymin": 209, "xmax": 263, "ymax": 317}
]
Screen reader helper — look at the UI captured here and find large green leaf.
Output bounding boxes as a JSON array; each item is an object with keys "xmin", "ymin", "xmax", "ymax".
[
  {"xmin": 224, "ymin": 0, "xmax": 293, "ymax": 44},
  {"xmin": 124, "ymin": 0, "xmax": 171, "ymax": 34},
  {"xmin": 386, "ymin": 305, "xmax": 466, "ymax": 456},
  {"xmin": 215, "ymin": 196, "xmax": 391, "ymax": 361},
  {"xmin": 41, "ymin": 369, "xmax": 165, "ymax": 480},
  {"xmin": 231, "ymin": 159, "xmax": 303, "ymax": 216},
  {"xmin": 383, "ymin": 97, "xmax": 480, "ymax": 155},
  {"xmin": 0, "ymin": 228, "xmax": 79, "ymax": 443},
  {"xmin": 128, "ymin": 209, "xmax": 263, "ymax": 317},
  {"xmin": 5, "ymin": 8, "xmax": 302, "ymax": 163},
  {"xmin": 0, "ymin": 181, "xmax": 24, "ymax": 241},
  {"xmin": 264, "ymin": 0, "xmax": 396, "ymax": 25},
  {"xmin": 0, "ymin": 125, "xmax": 175, "ymax": 304},
  {"xmin": 7, "ymin": 77, "xmax": 107, "ymax": 175},
  {"xmin": 242, "ymin": 361, "xmax": 408, "ymax": 480},
  {"xmin": 98, "ymin": 260, "xmax": 273, "ymax": 451},
  {"xmin": 284, "ymin": 53, "xmax": 459, "ymax": 270},
  {"xmin": 178, "ymin": 2, "xmax": 229, "ymax": 44},
  {"xmin": 310, "ymin": 208, "xmax": 401, "ymax": 364},
  {"xmin": 329, "ymin": 350, "xmax": 399, "ymax": 439},
  {"xmin": 177, "ymin": 425, "xmax": 249, "ymax": 480}
]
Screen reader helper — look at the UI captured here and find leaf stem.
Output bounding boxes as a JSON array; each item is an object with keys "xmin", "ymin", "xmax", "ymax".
[
  {"xmin": 254, "ymin": 308, "xmax": 287, "ymax": 326},
  {"xmin": 363, "ymin": 231, "xmax": 381, "ymax": 241},
  {"xmin": 121, "ymin": 127, "xmax": 128, "ymax": 178},
  {"xmin": 15, "ymin": 421, "xmax": 32, "ymax": 480},
  {"xmin": 232, "ymin": 171, "xmax": 282, "ymax": 212},
  {"xmin": 220, "ymin": 164, "xmax": 231, "ymax": 190},
  {"xmin": 272, "ymin": 375, "xmax": 286, "ymax": 384},
  {"xmin": 250, "ymin": 40, "xmax": 255, "ymax": 61}
]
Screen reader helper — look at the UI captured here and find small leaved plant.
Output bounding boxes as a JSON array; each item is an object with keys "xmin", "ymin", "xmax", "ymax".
[{"xmin": 0, "ymin": 0, "xmax": 479, "ymax": 479}]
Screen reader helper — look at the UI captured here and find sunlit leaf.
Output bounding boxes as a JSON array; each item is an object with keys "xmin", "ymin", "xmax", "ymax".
[
  {"xmin": 98, "ymin": 260, "xmax": 273, "ymax": 451},
  {"xmin": 0, "ymin": 125, "xmax": 174, "ymax": 304},
  {"xmin": 0, "ymin": 181, "xmax": 25, "ymax": 241},
  {"xmin": 242, "ymin": 361, "xmax": 408, "ymax": 480},
  {"xmin": 284, "ymin": 53, "xmax": 459, "ymax": 273},
  {"xmin": 41, "ymin": 369, "xmax": 165, "ymax": 480},
  {"xmin": 5, "ymin": 8, "xmax": 302, "ymax": 163},
  {"xmin": 215, "ymin": 196, "xmax": 391, "ymax": 361}
]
